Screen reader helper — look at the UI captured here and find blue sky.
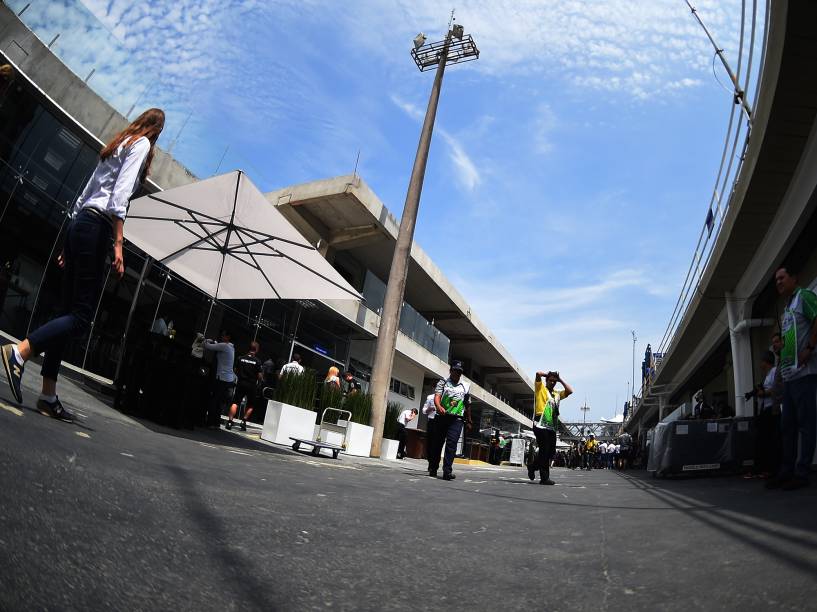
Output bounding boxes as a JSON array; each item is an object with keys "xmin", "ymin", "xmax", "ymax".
[{"xmin": 17, "ymin": 0, "xmax": 763, "ymax": 421}]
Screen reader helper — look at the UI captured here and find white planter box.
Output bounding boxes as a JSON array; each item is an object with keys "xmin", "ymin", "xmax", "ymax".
[
  {"xmin": 345, "ymin": 421, "xmax": 374, "ymax": 457},
  {"xmin": 321, "ymin": 420, "xmax": 374, "ymax": 457},
  {"xmin": 261, "ymin": 400, "xmax": 317, "ymax": 446},
  {"xmin": 380, "ymin": 438, "xmax": 399, "ymax": 460}
]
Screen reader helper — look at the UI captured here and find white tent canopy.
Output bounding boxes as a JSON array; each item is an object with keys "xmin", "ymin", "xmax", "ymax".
[
  {"xmin": 126, "ymin": 171, "xmax": 361, "ymax": 302},
  {"xmin": 601, "ymin": 414, "xmax": 624, "ymax": 424}
]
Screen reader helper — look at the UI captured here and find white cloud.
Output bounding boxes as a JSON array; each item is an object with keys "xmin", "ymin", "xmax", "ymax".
[
  {"xmin": 341, "ymin": 0, "xmax": 753, "ymax": 100},
  {"xmin": 391, "ymin": 95, "xmax": 481, "ymax": 192}
]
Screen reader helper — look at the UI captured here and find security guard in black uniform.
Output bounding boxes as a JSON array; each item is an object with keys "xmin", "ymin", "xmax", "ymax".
[{"xmin": 227, "ymin": 341, "xmax": 262, "ymax": 430}]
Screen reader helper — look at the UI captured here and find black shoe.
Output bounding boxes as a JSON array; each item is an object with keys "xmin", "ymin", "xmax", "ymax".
[
  {"xmin": 226, "ymin": 420, "xmax": 233, "ymax": 430},
  {"xmin": 240, "ymin": 420, "xmax": 247, "ymax": 431},
  {"xmin": 540, "ymin": 479, "xmax": 555, "ymax": 485},
  {"xmin": 428, "ymin": 470, "xmax": 438, "ymax": 478},
  {"xmin": 442, "ymin": 473, "xmax": 456, "ymax": 481},
  {"xmin": 527, "ymin": 466, "xmax": 536, "ymax": 481},
  {"xmin": 36, "ymin": 396, "xmax": 74, "ymax": 423},
  {"xmin": 1, "ymin": 344, "xmax": 24, "ymax": 403},
  {"xmin": 782, "ymin": 477, "xmax": 809, "ymax": 491}
]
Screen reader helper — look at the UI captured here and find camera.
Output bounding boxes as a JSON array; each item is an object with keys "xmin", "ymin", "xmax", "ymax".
[{"xmin": 744, "ymin": 385, "xmax": 762, "ymax": 401}]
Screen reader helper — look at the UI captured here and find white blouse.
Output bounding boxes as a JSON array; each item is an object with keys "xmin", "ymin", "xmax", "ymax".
[{"xmin": 73, "ymin": 136, "xmax": 151, "ymax": 220}]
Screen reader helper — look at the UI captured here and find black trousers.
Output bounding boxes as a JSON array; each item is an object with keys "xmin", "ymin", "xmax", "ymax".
[
  {"xmin": 533, "ymin": 426, "xmax": 557, "ymax": 481},
  {"xmin": 426, "ymin": 417, "xmax": 446, "ymax": 473},
  {"xmin": 397, "ymin": 423, "xmax": 407, "ymax": 458},
  {"xmin": 755, "ymin": 408, "xmax": 781, "ymax": 475},
  {"xmin": 208, "ymin": 380, "xmax": 234, "ymax": 427},
  {"xmin": 435, "ymin": 414, "xmax": 463, "ymax": 476}
]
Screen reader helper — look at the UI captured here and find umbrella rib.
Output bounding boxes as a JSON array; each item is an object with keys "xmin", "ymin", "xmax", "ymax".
[
  {"xmin": 159, "ymin": 225, "xmax": 229, "ymax": 264},
  {"xmin": 145, "ymin": 193, "xmax": 227, "ymax": 226},
  {"xmin": 272, "ymin": 249, "xmax": 360, "ymax": 299},
  {"xmin": 231, "ymin": 227, "xmax": 282, "ymax": 300}
]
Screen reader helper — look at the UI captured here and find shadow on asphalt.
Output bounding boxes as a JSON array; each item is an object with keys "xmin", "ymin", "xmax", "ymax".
[
  {"xmin": 133, "ymin": 417, "xmax": 294, "ymax": 458},
  {"xmin": 617, "ymin": 470, "xmax": 817, "ymax": 576},
  {"xmin": 164, "ymin": 463, "xmax": 283, "ymax": 609}
]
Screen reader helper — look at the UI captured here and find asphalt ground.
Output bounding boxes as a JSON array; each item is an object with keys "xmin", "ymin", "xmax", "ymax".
[{"xmin": 1, "ymin": 367, "xmax": 816, "ymax": 611}]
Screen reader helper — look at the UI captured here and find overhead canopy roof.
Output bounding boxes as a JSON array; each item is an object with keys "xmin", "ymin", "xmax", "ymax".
[{"xmin": 267, "ymin": 175, "xmax": 534, "ymax": 400}]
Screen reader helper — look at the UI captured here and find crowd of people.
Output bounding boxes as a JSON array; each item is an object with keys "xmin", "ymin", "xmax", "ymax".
[{"xmin": 550, "ymin": 433, "xmax": 634, "ymax": 471}]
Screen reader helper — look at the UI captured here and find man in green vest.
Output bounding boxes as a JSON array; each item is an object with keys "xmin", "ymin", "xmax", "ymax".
[{"xmin": 530, "ymin": 370, "xmax": 573, "ymax": 484}]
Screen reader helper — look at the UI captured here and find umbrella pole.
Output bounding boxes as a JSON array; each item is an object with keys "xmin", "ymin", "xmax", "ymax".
[
  {"xmin": 253, "ymin": 299, "xmax": 265, "ymax": 342},
  {"xmin": 202, "ymin": 171, "xmax": 239, "ymax": 339},
  {"xmin": 151, "ymin": 272, "xmax": 169, "ymax": 330}
]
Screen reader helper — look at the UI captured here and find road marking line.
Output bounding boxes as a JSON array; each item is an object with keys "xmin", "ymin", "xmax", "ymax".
[
  {"xmin": 0, "ymin": 402, "xmax": 23, "ymax": 416},
  {"xmin": 228, "ymin": 450, "xmax": 252, "ymax": 456},
  {"xmin": 120, "ymin": 452, "xmax": 135, "ymax": 458},
  {"xmin": 75, "ymin": 431, "xmax": 91, "ymax": 439}
]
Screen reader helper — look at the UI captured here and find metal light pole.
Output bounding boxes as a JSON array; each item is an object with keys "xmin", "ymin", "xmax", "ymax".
[
  {"xmin": 367, "ymin": 23, "xmax": 479, "ymax": 457},
  {"xmin": 580, "ymin": 402, "xmax": 590, "ymax": 437},
  {"xmin": 631, "ymin": 330, "xmax": 637, "ymax": 408}
]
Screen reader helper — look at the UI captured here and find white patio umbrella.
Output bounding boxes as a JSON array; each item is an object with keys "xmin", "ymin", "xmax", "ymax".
[{"xmin": 126, "ymin": 170, "xmax": 361, "ymax": 331}]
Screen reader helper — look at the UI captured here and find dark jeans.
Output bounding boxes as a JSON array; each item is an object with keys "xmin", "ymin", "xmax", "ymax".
[
  {"xmin": 780, "ymin": 374, "xmax": 817, "ymax": 479},
  {"xmin": 427, "ymin": 417, "xmax": 446, "ymax": 473},
  {"xmin": 755, "ymin": 408, "xmax": 781, "ymax": 475},
  {"xmin": 209, "ymin": 379, "xmax": 234, "ymax": 427},
  {"xmin": 533, "ymin": 426, "xmax": 556, "ymax": 481},
  {"xmin": 397, "ymin": 423, "xmax": 407, "ymax": 458},
  {"xmin": 437, "ymin": 414, "xmax": 463, "ymax": 476},
  {"xmin": 27, "ymin": 210, "xmax": 110, "ymax": 381}
]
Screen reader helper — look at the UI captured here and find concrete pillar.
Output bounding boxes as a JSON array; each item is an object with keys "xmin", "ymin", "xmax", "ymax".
[
  {"xmin": 726, "ymin": 292, "xmax": 754, "ymax": 417},
  {"xmin": 658, "ymin": 395, "xmax": 667, "ymax": 422}
]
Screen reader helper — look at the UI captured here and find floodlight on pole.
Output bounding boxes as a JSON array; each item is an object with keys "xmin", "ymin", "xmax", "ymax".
[{"xmin": 366, "ymin": 23, "xmax": 480, "ymax": 457}]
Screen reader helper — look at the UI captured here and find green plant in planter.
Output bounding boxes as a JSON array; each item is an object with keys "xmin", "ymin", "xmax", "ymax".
[
  {"xmin": 343, "ymin": 392, "xmax": 373, "ymax": 425},
  {"xmin": 381, "ymin": 401, "xmax": 404, "ymax": 440},
  {"xmin": 273, "ymin": 369, "xmax": 318, "ymax": 411},
  {"xmin": 318, "ymin": 383, "xmax": 344, "ymax": 419}
]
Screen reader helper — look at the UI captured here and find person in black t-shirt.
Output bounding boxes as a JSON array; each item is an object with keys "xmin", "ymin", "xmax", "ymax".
[{"xmin": 226, "ymin": 341, "xmax": 262, "ymax": 431}]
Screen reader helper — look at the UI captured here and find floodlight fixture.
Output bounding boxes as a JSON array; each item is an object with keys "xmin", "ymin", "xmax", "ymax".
[
  {"xmin": 413, "ymin": 32, "xmax": 427, "ymax": 50},
  {"xmin": 410, "ymin": 27, "xmax": 479, "ymax": 72}
]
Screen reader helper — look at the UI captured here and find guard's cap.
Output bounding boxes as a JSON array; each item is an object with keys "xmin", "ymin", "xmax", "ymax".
[{"xmin": 450, "ymin": 360, "xmax": 464, "ymax": 372}]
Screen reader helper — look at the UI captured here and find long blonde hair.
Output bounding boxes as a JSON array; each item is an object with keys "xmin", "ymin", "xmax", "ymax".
[
  {"xmin": 325, "ymin": 366, "xmax": 340, "ymax": 383},
  {"xmin": 101, "ymin": 108, "xmax": 165, "ymax": 183}
]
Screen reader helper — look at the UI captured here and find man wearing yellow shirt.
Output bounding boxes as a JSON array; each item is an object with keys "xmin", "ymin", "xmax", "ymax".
[{"xmin": 530, "ymin": 370, "xmax": 573, "ymax": 484}]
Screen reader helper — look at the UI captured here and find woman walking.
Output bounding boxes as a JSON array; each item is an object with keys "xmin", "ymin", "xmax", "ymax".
[{"xmin": 2, "ymin": 109, "xmax": 165, "ymax": 421}]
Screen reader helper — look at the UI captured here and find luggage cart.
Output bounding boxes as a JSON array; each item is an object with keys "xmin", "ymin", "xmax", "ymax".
[{"xmin": 289, "ymin": 407, "xmax": 351, "ymax": 460}]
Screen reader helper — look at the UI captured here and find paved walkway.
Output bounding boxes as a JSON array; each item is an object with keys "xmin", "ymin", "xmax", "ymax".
[{"xmin": 1, "ymin": 368, "xmax": 815, "ymax": 611}]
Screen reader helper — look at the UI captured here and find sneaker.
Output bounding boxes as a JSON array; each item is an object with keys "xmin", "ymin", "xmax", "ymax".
[
  {"xmin": 442, "ymin": 473, "xmax": 456, "ymax": 481},
  {"xmin": 540, "ymin": 479, "xmax": 555, "ymax": 485},
  {"xmin": 240, "ymin": 420, "xmax": 247, "ymax": 432},
  {"xmin": 1, "ymin": 344, "xmax": 24, "ymax": 403},
  {"xmin": 527, "ymin": 466, "xmax": 536, "ymax": 481},
  {"xmin": 36, "ymin": 396, "xmax": 74, "ymax": 423},
  {"xmin": 428, "ymin": 470, "xmax": 438, "ymax": 478},
  {"xmin": 226, "ymin": 420, "xmax": 233, "ymax": 430},
  {"xmin": 781, "ymin": 477, "xmax": 809, "ymax": 491}
]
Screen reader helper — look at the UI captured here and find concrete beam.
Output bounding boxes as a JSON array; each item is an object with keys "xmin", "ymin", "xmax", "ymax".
[{"xmin": 327, "ymin": 224, "xmax": 381, "ymax": 249}]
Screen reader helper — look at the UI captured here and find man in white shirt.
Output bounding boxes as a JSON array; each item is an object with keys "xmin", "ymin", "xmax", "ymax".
[
  {"xmin": 396, "ymin": 408, "xmax": 418, "ymax": 459},
  {"xmin": 599, "ymin": 441, "xmax": 608, "ymax": 469},
  {"xmin": 279, "ymin": 353, "xmax": 304, "ymax": 378},
  {"xmin": 422, "ymin": 393, "xmax": 444, "ymax": 476}
]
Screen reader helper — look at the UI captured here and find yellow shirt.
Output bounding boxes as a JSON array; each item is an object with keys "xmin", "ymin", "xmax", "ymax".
[{"xmin": 534, "ymin": 382, "xmax": 565, "ymax": 416}]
